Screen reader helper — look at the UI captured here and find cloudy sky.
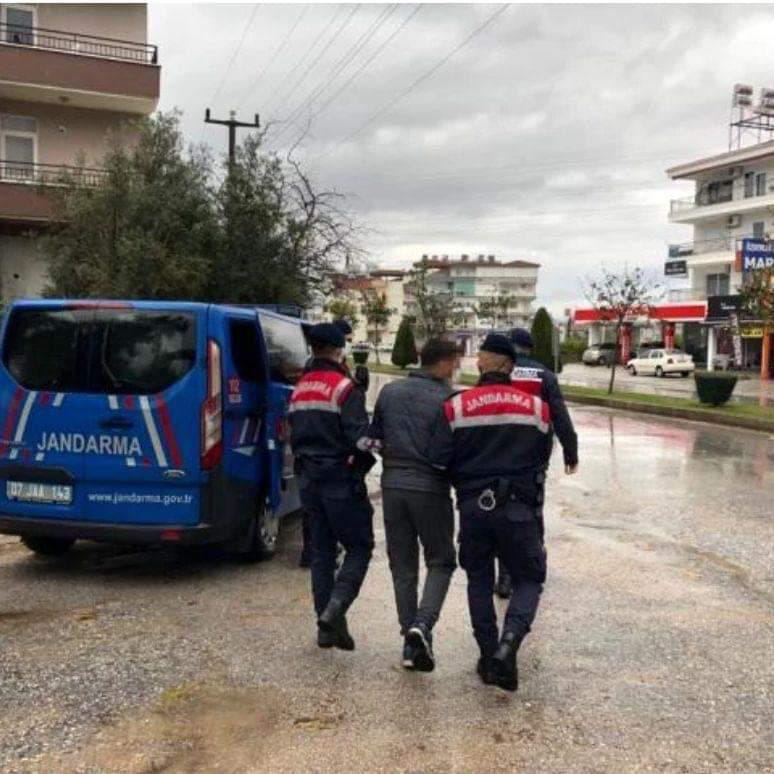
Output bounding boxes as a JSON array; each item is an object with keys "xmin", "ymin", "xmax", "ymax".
[{"xmin": 150, "ymin": 3, "xmax": 774, "ymax": 313}]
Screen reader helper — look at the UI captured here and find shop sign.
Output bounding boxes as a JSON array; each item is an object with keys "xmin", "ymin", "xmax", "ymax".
[
  {"xmin": 740, "ymin": 326, "xmax": 764, "ymax": 338},
  {"xmin": 706, "ymin": 295, "xmax": 741, "ymax": 322},
  {"xmin": 664, "ymin": 259, "xmax": 688, "ymax": 277},
  {"xmin": 741, "ymin": 238, "xmax": 774, "ymax": 273}
]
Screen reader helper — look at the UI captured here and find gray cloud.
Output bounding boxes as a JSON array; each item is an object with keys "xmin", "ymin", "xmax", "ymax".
[{"xmin": 150, "ymin": 3, "xmax": 774, "ymax": 313}]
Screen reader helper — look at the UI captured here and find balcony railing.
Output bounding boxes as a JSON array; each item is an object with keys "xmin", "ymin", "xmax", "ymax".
[
  {"xmin": 0, "ymin": 22, "xmax": 157, "ymax": 64},
  {"xmin": 0, "ymin": 160, "xmax": 107, "ymax": 188},
  {"xmin": 667, "ymin": 233, "xmax": 759, "ymax": 258},
  {"xmin": 670, "ymin": 180, "xmax": 774, "ymax": 217}
]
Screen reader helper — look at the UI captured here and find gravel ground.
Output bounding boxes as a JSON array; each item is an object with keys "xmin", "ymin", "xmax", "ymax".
[{"xmin": 0, "ymin": 402, "xmax": 772, "ymax": 773}]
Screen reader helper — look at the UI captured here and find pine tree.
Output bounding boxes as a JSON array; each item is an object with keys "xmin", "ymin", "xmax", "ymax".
[
  {"xmin": 391, "ymin": 317, "xmax": 419, "ymax": 369},
  {"xmin": 530, "ymin": 307, "xmax": 556, "ymax": 372}
]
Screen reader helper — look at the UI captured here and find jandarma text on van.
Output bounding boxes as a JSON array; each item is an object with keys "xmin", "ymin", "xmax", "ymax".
[
  {"xmin": 87, "ymin": 492, "xmax": 194, "ymax": 506},
  {"xmin": 36, "ymin": 432, "xmax": 143, "ymax": 456}
]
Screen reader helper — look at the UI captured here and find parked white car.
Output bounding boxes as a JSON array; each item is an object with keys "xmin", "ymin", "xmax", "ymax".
[{"xmin": 626, "ymin": 349, "xmax": 695, "ymax": 378}]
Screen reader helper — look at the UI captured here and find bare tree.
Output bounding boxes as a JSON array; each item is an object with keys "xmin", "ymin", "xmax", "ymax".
[
  {"xmin": 584, "ymin": 267, "xmax": 662, "ymax": 394},
  {"xmin": 405, "ymin": 260, "xmax": 463, "ymax": 340}
]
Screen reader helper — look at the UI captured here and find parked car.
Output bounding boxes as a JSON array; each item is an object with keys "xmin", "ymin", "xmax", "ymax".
[
  {"xmin": 582, "ymin": 342, "xmax": 617, "ymax": 366},
  {"xmin": 626, "ymin": 349, "xmax": 694, "ymax": 378},
  {"xmin": 0, "ymin": 300, "xmax": 307, "ymax": 559}
]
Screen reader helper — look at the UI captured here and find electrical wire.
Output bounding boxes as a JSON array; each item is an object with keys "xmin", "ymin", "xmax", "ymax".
[
  {"xmin": 272, "ymin": 4, "xmax": 399, "ymax": 144},
  {"xmin": 238, "ymin": 4, "xmax": 311, "ymax": 110},
  {"xmin": 209, "ymin": 4, "xmax": 261, "ymax": 109},
  {"xmin": 319, "ymin": 4, "xmax": 511, "ymax": 158}
]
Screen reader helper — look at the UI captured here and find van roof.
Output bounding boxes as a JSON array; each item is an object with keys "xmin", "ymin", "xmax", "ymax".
[{"xmin": 10, "ymin": 299, "xmax": 306, "ymax": 326}]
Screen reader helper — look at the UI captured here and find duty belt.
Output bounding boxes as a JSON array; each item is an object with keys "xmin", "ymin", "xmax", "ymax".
[{"xmin": 476, "ymin": 472, "xmax": 545, "ymax": 512}]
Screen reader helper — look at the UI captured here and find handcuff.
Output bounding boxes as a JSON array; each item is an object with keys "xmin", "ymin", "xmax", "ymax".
[{"xmin": 477, "ymin": 488, "xmax": 498, "ymax": 512}]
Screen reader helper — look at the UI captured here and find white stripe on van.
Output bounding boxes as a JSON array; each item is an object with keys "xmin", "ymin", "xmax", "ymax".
[
  {"xmin": 14, "ymin": 391, "xmax": 37, "ymax": 444},
  {"xmin": 126, "ymin": 458, "xmax": 136, "ymax": 467},
  {"xmin": 139, "ymin": 396, "xmax": 168, "ymax": 468},
  {"xmin": 53, "ymin": 393, "xmax": 64, "ymax": 407},
  {"xmin": 108, "ymin": 395, "xmax": 119, "ymax": 410},
  {"xmin": 239, "ymin": 418, "xmax": 250, "ymax": 444},
  {"xmin": 252, "ymin": 419, "xmax": 262, "ymax": 442},
  {"xmin": 9, "ymin": 448, "xmax": 18, "ymax": 459},
  {"xmin": 35, "ymin": 452, "xmax": 45, "ymax": 462}
]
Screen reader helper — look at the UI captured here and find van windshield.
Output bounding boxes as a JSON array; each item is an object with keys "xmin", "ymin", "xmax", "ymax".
[{"xmin": 2, "ymin": 307, "xmax": 196, "ymax": 395}]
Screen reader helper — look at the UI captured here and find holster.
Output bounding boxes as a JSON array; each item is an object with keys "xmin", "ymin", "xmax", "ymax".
[{"xmin": 491, "ymin": 471, "xmax": 545, "ymax": 509}]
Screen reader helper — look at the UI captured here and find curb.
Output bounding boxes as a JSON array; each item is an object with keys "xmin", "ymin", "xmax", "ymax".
[{"xmin": 562, "ymin": 391, "xmax": 774, "ymax": 434}]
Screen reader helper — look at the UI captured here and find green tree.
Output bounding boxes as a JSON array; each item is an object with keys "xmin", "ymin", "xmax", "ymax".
[
  {"xmin": 360, "ymin": 289, "xmax": 394, "ymax": 364},
  {"xmin": 406, "ymin": 260, "xmax": 462, "ymax": 340},
  {"xmin": 584, "ymin": 266, "xmax": 661, "ymax": 394},
  {"xmin": 391, "ymin": 316, "xmax": 418, "ymax": 369},
  {"xmin": 43, "ymin": 111, "xmax": 217, "ymax": 299},
  {"xmin": 325, "ymin": 297, "xmax": 359, "ymax": 330},
  {"xmin": 530, "ymin": 307, "xmax": 557, "ymax": 372}
]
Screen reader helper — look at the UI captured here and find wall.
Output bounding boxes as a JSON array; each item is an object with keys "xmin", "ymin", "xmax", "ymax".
[
  {"xmin": 1, "ymin": 97, "xmax": 137, "ymax": 166},
  {"xmin": 34, "ymin": 4, "xmax": 148, "ymax": 44},
  {"xmin": 0, "ymin": 233, "xmax": 48, "ymax": 300}
]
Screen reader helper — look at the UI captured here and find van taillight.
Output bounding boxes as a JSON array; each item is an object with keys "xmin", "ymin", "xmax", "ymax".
[{"xmin": 201, "ymin": 339, "xmax": 223, "ymax": 470}]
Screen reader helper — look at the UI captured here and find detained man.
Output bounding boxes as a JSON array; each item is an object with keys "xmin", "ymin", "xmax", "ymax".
[{"xmin": 369, "ymin": 339, "xmax": 460, "ymax": 671}]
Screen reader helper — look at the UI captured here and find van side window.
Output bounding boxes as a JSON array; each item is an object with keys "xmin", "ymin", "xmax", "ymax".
[
  {"xmin": 2, "ymin": 308, "xmax": 86, "ymax": 391},
  {"xmin": 229, "ymin": 319, "xmax": 265, "ymax": 382},
  {"xmin": 258, "ymin": 313, "xmax": 308, "ymax": 385},
  {"xmin": 97, "ymin": 312, "xmax": 196, "ymax": 395}
]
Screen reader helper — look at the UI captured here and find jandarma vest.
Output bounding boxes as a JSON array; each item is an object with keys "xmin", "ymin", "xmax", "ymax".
[{"xmin": 289, "ymin": 369, "xmax": 354, "ymax": 415}]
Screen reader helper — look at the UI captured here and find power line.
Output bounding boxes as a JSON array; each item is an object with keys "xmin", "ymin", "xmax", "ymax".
[
  {"xmin": 320, "ymin": 4, "xmax": 511, "ymax": 158},
  {"xmin": 268, "ymin": 4, "xmax": 362, "ymax": 124},
  {"xmin": 262, "ymin": 5, "xmax": 346, "ymax": 116},
  {"xmin": 238, "ymin": 4, "xmax": 311, "ymax": 110},
  {"xmin": 272, "ymin": 4, "xmax": 399, "ymax": 144},
  {"xmin": 302, "ymin": 4, "xmax": 423, "ymax": 131},
  {"xmin": 209, "ymin": 4, "xmax": 261, "ymax": 109}
]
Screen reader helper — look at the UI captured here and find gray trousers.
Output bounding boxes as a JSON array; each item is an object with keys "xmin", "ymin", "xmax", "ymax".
[{"xmin": 382, "ymin": 488, "xmax": 456, "ymax": 635}]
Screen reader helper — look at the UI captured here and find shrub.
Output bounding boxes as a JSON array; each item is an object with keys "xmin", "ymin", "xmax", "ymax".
[
  {"xmin": 531, "ymin": 308, "xmax": 560, "ymax": 373},
  {"xmin": 391, "ymin": 317, "xmax": 419, "ymax": 369},
  {"xmin": 561, "ymin": 337, "xmax": 586, "ymax": 363},
  {"xmin": 694, "ymin": 371, "xmax": 737, "ymax": 406}
]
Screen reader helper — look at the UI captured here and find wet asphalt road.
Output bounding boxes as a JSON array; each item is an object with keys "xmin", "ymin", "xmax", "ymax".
[{"xmin": 0, "ymin": 388, "xmax": 772, "ymax": 772}]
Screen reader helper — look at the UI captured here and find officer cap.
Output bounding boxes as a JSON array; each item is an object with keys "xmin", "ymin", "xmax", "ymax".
[
  {"xmin": 309, "ymin": 322, "xmax": 345, "ymax": 349},
  {"xmin": 333, "ymin": 318, "xmax": 353, "ymax": 336},
  {"xmin": 480, "ymin": 333, "xmax": 516, "ymax": 362},
  {"xmin": 510, "ymin": 327, "xmax": 533, "ymax": 350}
]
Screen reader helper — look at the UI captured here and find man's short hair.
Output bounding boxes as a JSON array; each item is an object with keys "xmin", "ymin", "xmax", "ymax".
[{"xmin": 421, "ymin": 338, "xmax": 461, "ymax": 367}]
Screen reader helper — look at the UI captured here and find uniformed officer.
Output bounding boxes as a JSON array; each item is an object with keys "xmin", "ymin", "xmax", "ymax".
[
  {"xmin": 493, "ymin": 327, "xmax": 579, "ymax": 599},
  {"xmin": 428, "ymin": 333, "xmax": 552, "ymax": 691},
  {"xmin": 289, "ymin": 323, "xmax": 375, "ymax": 651}
]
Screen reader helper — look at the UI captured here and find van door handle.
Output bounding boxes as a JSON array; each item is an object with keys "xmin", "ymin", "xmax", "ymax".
[{"xmin": 99, "ymin": 416, "xmax": 133, "ymax": 429}]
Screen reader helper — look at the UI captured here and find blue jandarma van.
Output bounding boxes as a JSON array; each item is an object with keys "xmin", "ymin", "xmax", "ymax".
[{"xmin": 0, "ymin": 300, "xmax": 308, "ymax": 559}]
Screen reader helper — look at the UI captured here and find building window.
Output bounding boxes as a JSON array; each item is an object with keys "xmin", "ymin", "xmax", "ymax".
[
  {"xmin": 0, "ymin": 115, "xmax": 37, "ymax": 181},
  {"xmin": 753, "ymin": 221, "xmax": 766, "ymax": 239},
  {"xmin": 706, "ymin": 273, "xmax": 730, "ymax": 296},
  {"xmin": 744, "ymin": 172, "xmax": 755, "ymax": 198},
  {"xmin": 2, "ymin": 5, "xmax": 36, "ymax": 45},
  {"xmin": 756, "ymin": 172, "xmax": 767, "ymax": 196}
]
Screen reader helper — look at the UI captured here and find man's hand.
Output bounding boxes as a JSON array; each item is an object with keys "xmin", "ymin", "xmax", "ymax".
[{"xmin": 565, "ymin": 464, "xmax": 578, "ymax": 475}]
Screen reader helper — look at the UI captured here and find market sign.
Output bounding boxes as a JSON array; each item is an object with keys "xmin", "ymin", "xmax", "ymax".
[
  {"xmin": 664, "ymin": 259, "xmax": 688, "ymax": 277},
  {"xmin": 741, "ymin": 238, "xmax": 774, "ymax": 273},
  {"xmin": 740, "ymin": 325, "xmax": 764, "ymax": 338}
]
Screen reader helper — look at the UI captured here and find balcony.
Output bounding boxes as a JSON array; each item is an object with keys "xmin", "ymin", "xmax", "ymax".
[
  {"xmin": 0, "ymin": 23, "xmax": 159, "ymax": 114},
  {"xmin": 0, "ymin": 160, "xmax": 106, "ymax": 227},
  {"xmin": 669, "ymin": 182, "xmax": 774, "ymax": 223}
]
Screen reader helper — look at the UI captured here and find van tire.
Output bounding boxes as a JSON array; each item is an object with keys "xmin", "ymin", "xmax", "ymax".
[
  {"xmin": 239, "ymin": 501, "xmax": 279, "ymax": 562},
  {"xmin": 21, "ymin": 536, "xmax": 74, "ymax": 557}
]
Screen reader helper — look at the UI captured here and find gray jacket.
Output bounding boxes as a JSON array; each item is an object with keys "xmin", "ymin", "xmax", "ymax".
[{"xmin": 370, "ymin": 371, "xmax": 454, "ymax": 494}]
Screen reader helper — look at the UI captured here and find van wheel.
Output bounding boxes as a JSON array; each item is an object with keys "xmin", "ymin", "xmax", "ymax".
[
  {"xmin": 240, "ymin": 501, "xmax": 279, "ymax": 562},
  {"xmin": 21, "ymin": 536, "xmax": 74, "ymax": 557}
]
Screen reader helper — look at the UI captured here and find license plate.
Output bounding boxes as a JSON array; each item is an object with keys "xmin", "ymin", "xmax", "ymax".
[{"xmin": 6, "ymin": 481, "xmax": 72, "ymax": 505}]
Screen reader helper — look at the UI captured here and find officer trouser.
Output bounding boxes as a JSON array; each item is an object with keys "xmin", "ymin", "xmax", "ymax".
[
  {"xmin": 459, "ymin": 498, "xmax": 547, "ymax": 658},
  {"xmin": 300, "ymin": 476, "xmax": 375, "ymax": 617},
  {"xmin": 382, "ymin": 488, "xmax": 456, "ymax": 635},
  {"xmin": 496, "ymin": 505, "xmax": 544, "ymax": 586}
]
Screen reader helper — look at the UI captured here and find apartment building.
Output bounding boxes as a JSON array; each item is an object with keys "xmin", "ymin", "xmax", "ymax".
[
  {"xmin": 667, "ymin": 141, "xmax": 774, "ymax": 376},
  {"xmin": 0, "ymin": 3, "xmax": 159, "ymax": 301},
  {"xmin": 406, "ymin": 253, "xmax": 539, "ymax": 354}
]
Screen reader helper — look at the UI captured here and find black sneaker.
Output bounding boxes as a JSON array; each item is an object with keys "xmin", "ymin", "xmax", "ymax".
[
  {"xmin": 491, "ymin": 632, "xmax": 519, "ymax": 692},
  {"xmin": 477, "ymin": 656, "xmax": 497, "ymax": 685},
  {"xmin": 318, "ymin": 599, "xmax": 355, "ymax": 651},
  {"xmin": 406, "ymin": 623, "xmax": 435, "ymax": 672},
  {"xmin": 402, "ymin": 640, "xmax": 417, "ymax": 669}
]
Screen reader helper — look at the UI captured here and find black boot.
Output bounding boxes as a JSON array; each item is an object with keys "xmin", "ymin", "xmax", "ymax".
[
  {"xmin": 491, "ymin": 631, "xmax": 519, "ymax": 692},
  {"xmin": 477, "ymin": 656, "xmax": 497, "ymax": 686},
  {"xmin": 318, "ymin": 598, "xmax": 355, "ymax": 651}
]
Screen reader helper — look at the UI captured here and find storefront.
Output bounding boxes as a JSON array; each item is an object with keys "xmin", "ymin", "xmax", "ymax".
[{"xmin": 704, "ymin": 295, "xmax": 771, "ymax": 376}]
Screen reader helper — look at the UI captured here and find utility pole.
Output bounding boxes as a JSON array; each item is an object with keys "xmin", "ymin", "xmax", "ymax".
[{"xmin": 204, "ymin": 109, "xmax": 260, "ymax": 166}]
